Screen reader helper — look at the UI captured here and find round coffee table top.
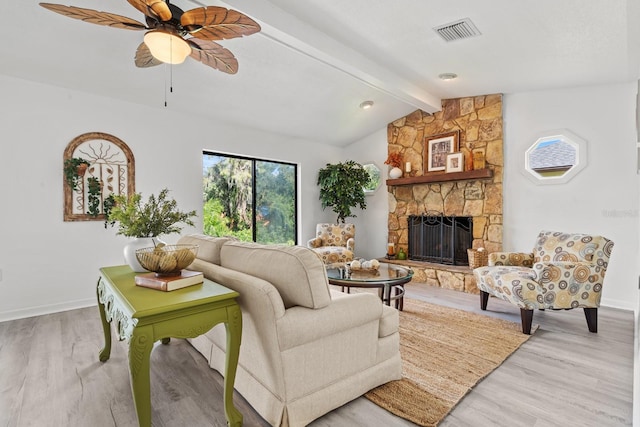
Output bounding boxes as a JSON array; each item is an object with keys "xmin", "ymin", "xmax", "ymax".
[{"xmin": 326, "ymin": 263, "xmax": 413, "ymax": 287}]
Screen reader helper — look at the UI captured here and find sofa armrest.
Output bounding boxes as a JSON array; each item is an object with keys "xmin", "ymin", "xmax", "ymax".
[
  {"xmin": 276, "ymin": 292, "xmax": 383, "ymax": 351},
  {"xmin": 489, "ymin": 252, "xmax": 534, "ymax": 267}
]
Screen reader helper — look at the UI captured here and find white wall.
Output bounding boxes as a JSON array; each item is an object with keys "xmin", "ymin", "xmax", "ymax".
[
  {"xmin": 343, "ymin": 128, "xmax": 390, "ymax": 260},
  {"xmin": 504, "ymin": 83, "xmax": 639, "ymax": 310},
  {"xmin": 347, "ymin": 83, "xmax": 640, "ymax": 310},
  {"xmin": 0, "ymin": 75, "xmax": 340, "ymax": 321}
]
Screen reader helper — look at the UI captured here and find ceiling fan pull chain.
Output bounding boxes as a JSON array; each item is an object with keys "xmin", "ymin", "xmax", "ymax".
[
  {"xmin": 164, "ymin": 63, "xmax": 174, "ymax": 108},
  {"xmin": 164, "ymin": 63, "xmax": 168, "ymax": 107}
]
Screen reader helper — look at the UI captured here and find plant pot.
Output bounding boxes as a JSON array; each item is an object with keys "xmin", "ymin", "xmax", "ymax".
[
  {"xmin": 123, "ymin": 237, "xmax": 166, "ymax": 272},
  {"xmin": 389, "ymin": 167, "xmax": 402, "ymax": 179},
  {"xmin": 77, "ymin": 163, "xmax": 88, "ymax": 177}
]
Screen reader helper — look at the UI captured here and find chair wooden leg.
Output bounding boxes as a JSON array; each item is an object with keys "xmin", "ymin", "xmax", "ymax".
[
  {"xmin": 480, "ymin": 291, "xmax": 489, "ymax": 310},
  {"xmin": 520, "ymin": 309, "xmax": 533, "ymax": 335},
  {"xmin": 584, "ymin": 308, "xmax": 598, "ymax": 333}
]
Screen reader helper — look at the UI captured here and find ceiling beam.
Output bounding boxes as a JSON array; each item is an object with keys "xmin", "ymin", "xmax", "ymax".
[{"xmin": 207, "ymin": 0, "xmax": 442, "ymax": 113}]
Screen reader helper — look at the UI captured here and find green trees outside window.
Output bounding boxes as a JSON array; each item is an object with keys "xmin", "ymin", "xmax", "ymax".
[{"xmin": 203, "ymin": 152, "xmax": 297, "ymax": 245}]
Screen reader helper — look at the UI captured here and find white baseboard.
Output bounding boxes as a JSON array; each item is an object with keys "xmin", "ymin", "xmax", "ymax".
[
  {"xmin": 2, "ymin": 295, "xmax": 634, "ymax": 320},
  {"xmin": 0, "ymin": 298, "xmax": 97, "ymax": 323},
  {"xmin": 600, "ymin": 296, "xmax": 636, "ymax": 312}
]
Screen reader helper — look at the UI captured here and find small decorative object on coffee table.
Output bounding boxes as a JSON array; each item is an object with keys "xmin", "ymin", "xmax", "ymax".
[{"xmin": 347, "ymin": 258, "xmax": 380, "ymax": 277}]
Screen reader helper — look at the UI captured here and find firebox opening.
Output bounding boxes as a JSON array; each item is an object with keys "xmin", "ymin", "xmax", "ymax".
[{"xmin": 408, "ymin": 214, "xmax": 472, "ymax": 266}]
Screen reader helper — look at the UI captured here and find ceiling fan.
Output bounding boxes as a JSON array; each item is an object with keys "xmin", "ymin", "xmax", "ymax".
[{"xmin": 39, "ymin": 1, "xmax": 261, "ymax": 74}]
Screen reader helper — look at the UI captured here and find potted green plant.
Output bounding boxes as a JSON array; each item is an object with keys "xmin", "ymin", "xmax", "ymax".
[
  {"xmin": 317, "ymin": 160, "xmax": 370, "ymax": 223},
  {"xmin": 63, "ymin": 157, "xmax": 90, "ymax": 191},
  {"xmin": 105, "ymin": 188, "xmax": 197, "ymax": 271}
]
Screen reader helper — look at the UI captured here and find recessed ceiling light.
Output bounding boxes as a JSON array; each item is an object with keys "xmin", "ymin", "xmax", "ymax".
[
  {"xmin": 438, "ymin": 73, "xmax": 458, "ymax": 81},
  {"xmin": 359, "ymin": 100, "xmax": 374, "ymax": 109}
]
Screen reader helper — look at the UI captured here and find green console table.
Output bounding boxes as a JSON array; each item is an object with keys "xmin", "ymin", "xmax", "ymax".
[{"xmin": 97, "ymin": 265, "xmax": 243, "ymax": 427}]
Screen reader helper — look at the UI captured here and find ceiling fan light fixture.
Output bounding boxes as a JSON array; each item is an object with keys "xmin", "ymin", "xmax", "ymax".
[{"xmin": 144, "ymin": 30, "xmax": 191, "ymax": 64}]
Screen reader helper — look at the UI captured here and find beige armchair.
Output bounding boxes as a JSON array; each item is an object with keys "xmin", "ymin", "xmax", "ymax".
[
  {"xmin": 473, "ymin": 230, "xmax": 614, "ymax": 334},
  {"xmin": 307, "ymin": 223, "xmax": 355, "ymax": 266}
]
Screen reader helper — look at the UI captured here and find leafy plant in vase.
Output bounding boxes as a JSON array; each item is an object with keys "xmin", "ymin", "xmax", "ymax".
[
  {"xmin": 385, "ymin": 152, "xmax": 403, "ymax": 179},
  {"xmin": 317, "ymin": 160, "xmax": 370, "ymax": 223},
  {"xmin": 104, "ymin": 188, "xmax": 197, "ymax": 272}
]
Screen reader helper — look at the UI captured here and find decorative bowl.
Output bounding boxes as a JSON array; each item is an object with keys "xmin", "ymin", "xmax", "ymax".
[
  {"xmin": 136, "ymin": 244, "xmax": 198, "ymax": 277},
  {"xmin": 348, "ymin": 258, "xmax": 380, "ymax": 271}
]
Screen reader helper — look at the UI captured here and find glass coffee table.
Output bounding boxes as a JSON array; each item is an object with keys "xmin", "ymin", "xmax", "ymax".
[{"xmin": 326, "ymin": 263, "xmax": 413, "ymax": 310}]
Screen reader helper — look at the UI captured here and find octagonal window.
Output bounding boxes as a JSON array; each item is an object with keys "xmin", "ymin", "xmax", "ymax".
[
  {"xmin": 524, "ymin": 130, "xmax": 587, "ymax": 184},
  {"xmin": 362, "ymin": 162, "xmax": 381, "ymax": 194}
]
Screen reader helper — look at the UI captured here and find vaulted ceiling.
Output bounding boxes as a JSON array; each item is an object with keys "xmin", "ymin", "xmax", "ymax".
[{"xmin": 4, "ymin": 1, "xmax": 639, "ymax": 145}]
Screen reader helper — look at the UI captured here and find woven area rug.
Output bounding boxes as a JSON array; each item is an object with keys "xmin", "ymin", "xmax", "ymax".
[{"xmin": 365, "ymin": 298, "xmax": 536, "ymax": 426}]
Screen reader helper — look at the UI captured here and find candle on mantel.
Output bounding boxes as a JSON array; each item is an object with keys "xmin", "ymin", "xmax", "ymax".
[{"xmin": 405, "ymin": 162, "xmax": 411, "ymax": 173}]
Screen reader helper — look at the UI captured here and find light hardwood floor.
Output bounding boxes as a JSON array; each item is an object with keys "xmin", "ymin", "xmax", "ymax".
[{"xmin": 0, "ymin": 282, "xmax": 634, "ymax": 427}]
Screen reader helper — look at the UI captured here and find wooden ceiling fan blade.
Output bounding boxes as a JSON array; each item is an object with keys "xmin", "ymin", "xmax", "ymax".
[
  {"xmin": 126, "ymin": 0, "xmax": 171, "ymax": 21},
  {"xmin": 39, "ymin": 3, "xmax": 147, "ymax": 30},
  {"xmin": 147, "ymin": 0, "xmax": 172, "ymax": 21},
  {"xmin": 181, "ymin": 6, "xmax": 260, "ymax": 41},
  {"xmin": 134, "ymin": 42, "xmax": 163, "ymax": 68},
  {"xmin": 188, "ymin": 39, "xmax": 238, "ymax": 74},
  {"xmin": 126, "ymin": 0, "xmax": 155, "ymax": 19}
]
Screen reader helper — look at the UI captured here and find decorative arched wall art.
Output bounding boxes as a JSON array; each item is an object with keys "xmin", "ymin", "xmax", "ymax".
[{"xmin": 63, "ymin": 132, "xmax": 135, "ymax": 221}]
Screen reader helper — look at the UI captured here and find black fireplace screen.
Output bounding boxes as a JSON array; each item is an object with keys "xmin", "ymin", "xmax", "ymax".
[{"xmin": 408, "ymin": 214, "xmax": 472, "ymax": 265}]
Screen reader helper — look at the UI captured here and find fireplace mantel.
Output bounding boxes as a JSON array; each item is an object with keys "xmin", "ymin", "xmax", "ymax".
[{"xmin": 386, "ymin": 168, "xmax": 493, "ymax": 186}]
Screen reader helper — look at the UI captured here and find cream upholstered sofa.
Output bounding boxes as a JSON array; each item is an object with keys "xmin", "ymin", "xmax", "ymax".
[
  {"xmin": 178, "ymin": 234, "xmax": 401, "ymax": 427},
  {"xmin": 306, "ymin": 223, "xmax": 355, "ymax": 266}
]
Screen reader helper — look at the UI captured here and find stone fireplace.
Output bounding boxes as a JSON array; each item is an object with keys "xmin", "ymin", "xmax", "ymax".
[{"xmin": 386, "ymin": 94, "xmax": 504, "ymax": 294}]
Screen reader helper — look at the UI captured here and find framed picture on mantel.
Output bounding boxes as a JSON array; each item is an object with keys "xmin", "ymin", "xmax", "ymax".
[
  {"xmin": 424, "ymin": 131, "xmax": 459, "ymax": 172},
  {"xmin": 446, "ymin": 152, "xmax": 464, "ymax": 173}
]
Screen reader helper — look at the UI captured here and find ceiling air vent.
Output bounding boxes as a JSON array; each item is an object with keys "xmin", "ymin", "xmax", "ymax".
[{"xmin": 434, "ymin": 18, "xmax": 481, "ymax": 42}]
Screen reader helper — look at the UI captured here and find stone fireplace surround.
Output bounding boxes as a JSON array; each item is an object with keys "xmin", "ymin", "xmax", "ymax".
[{"xmin": 386, "ymin": 94, "xmax": 504, "ymax": 294}]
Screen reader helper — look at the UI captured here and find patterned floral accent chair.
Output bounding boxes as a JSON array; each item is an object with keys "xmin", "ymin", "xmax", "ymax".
[
  {"xmin": 473, "ymin": 230, "xmax": 614, "ymax": 334},
  {"xmin": 307, "ymin": 223, "xmax": 356, "ymax": 267}
]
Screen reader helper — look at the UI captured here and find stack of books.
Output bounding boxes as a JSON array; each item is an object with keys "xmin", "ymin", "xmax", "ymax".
[{"xmin": 135, "ymin": 269, "xmax": 204, "ymax": 292}]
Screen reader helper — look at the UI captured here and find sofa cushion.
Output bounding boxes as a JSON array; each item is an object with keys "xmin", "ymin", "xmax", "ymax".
[
  {"xmin": 178, "ymin": 234, "xmax": 234, "ymax": 265},
  {"xmin": 220, "ymin": 241, "xmax": 331, "ymax": 309}
]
